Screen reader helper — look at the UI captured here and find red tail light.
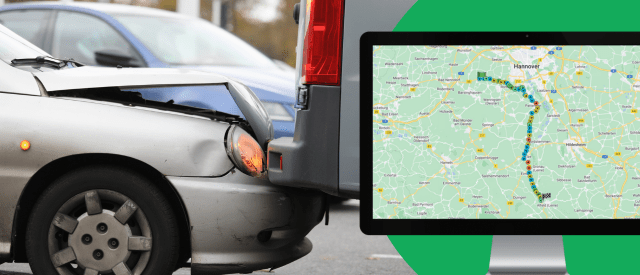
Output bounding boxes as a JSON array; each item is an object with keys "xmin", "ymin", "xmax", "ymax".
[{"xmin": 301, "ymin": 0, "xmax": 345, "ymax": 86}]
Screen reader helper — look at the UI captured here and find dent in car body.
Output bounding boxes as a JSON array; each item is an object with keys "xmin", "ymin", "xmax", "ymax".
[
  {"xmin": 0, "ymin": 63, "xmax": 274, "ymax": 260},
  {"xmin": 34, "ymin": 66, "xmax": 274, "ymax": 147},
  {"xmin": 0, "ymin": 59, "xmax": 40, "ymax": 96},
  {"xmin": 0, "ymin": 92, "xmax": 234, "ymax": 259}
]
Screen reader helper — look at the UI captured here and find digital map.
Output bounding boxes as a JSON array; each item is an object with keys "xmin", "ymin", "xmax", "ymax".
[{"xmin": 372, "ymin": 45, "xmax": 640, "ymax": 219}]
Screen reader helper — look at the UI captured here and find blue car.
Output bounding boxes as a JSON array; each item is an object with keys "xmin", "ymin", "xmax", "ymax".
[{"xmin": 0, "ymin": 2, "xmax": 296, "ymax": 138}]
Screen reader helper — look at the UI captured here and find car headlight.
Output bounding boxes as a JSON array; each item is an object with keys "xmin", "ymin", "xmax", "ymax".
[{"xmin": 224, "ymin": 124, "xmax": 267, "ymax": 178}]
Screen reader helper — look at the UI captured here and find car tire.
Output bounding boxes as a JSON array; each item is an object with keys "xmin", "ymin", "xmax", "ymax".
[{"xmin": 25, "ymin": 166, "xmax": 179, "ymax": 275}]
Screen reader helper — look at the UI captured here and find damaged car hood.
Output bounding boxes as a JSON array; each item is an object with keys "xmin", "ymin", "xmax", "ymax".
[{"xmin": 33, "ymin": 66, "xmax": 274, "ymax": 148}]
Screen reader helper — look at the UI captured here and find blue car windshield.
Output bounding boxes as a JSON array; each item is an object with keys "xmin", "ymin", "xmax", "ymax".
[{"xmin": 114, "ymin": 15, "xmax": 278, "ymax": 69}]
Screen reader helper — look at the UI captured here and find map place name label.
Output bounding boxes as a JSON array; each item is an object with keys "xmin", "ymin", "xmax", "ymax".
[
  {"xmin": 415, "ymin": 57, "xmax": 439, "ymax": 61},
  {"xmin": 458, "ymin": 90, "xmax": 481, "ymax": 95},
  {"xmin": 453, "ymin": 118, "xmax": 472, "ymax": 126},
  {"xmin": 483, "ymin": 98, "xmax": 500, "ymax": 105},
  {"xmin": 443, "ymin": 181, "xmax": 460, "ymax": 185},
  {"xmin": 413, "ymin": 136, "xmax": 429, "ymax": 143},
  {"xmin": 476, "ymin": 156, "xmax": 498, "ymax": 160},
  {"xmin": 565, "ymin": 143, "xmax": 586, "ymax": 147},
  {"xmin": 574, "ymin": 209, "xmax": 593, "ymax": 213},
  {"xmin": 514, "ymin": 64, "xmax": 540, "ymax": 69},
  {"xmin": 482, "ymin": 174, "xmax": 510, "ymax": 178}
]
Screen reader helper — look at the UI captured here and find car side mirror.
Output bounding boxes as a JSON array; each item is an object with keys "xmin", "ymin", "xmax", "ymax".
[
  {"xmin": 293, "ymin": 3, "xmax": 300, "ymax": 24},
  {"xmin": 95, "ymin": 50, "xmax": 140, "ymax": 67}
]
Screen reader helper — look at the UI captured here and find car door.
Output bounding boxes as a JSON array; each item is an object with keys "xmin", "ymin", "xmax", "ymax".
[
  {"xmin": 0, "ymin": 9, "xmax": 54, "ymax": 50},
  {"xmin": 50, "ymin": 10, "xmax": 145, "ymax": 67}
]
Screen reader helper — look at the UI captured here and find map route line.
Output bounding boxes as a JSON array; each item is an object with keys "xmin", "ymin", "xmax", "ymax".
[{"xmin": 477, "ymin": 71, "xmax": 546, "ymax": 203}]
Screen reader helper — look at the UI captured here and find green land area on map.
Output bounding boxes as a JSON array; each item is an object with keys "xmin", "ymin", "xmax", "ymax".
[{"xmin": 372, "ymin": 45, "xmax": 640, "ymax": 219}]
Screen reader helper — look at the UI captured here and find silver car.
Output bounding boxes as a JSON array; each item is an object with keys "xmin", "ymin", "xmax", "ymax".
[{"xmin": 0, "ymin": 25, "xmax": 324, "ymax": 275}]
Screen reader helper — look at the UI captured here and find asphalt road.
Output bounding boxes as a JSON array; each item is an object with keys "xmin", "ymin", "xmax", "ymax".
[{"xmin": 0, "ymin": 200, "xmax": 416, "ymax": 275}]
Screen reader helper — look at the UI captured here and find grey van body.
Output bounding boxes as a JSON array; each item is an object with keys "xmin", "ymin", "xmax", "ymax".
[{"xmin": 268, "ymin": 0, "xmax": 418, "ymax": 198}]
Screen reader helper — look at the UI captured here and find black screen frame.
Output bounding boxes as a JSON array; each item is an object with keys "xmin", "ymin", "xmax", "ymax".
[{"xmin": 360, "ymin": 32, "xmax": 640, "ymax": 235}]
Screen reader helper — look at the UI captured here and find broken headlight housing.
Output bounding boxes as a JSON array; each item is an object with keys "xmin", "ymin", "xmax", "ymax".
[{"xmin": 224, "ymin": 124, "xmax": 267, "ymax": 178}]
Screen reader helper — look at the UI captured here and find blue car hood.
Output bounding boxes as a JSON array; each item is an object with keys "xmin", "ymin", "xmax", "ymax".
[{"xmin": 173, "ymin": 65, "xmax": 296, "ymax": 103}]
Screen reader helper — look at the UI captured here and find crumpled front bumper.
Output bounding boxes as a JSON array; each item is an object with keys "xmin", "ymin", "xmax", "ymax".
[{"xmin": 167, "ymin": 171, "xmax": 325, "ymax": 275}]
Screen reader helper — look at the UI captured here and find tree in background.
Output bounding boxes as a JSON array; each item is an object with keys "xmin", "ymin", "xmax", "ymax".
[{"xmin": 232, "ymin": 0, "xmax": 298, "ymax": 67}]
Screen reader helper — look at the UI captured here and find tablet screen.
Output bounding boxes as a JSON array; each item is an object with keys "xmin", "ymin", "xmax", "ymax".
[{"xmin": 372, "ymin": 45, "xmax": 640, "ymax": 219}]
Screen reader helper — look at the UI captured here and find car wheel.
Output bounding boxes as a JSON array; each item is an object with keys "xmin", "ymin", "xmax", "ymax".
[{"xmin": 26, "ymin": 166, "xmax": 179, "ymax": 275}]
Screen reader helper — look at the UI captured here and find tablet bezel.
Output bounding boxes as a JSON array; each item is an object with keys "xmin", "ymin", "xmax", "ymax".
[{"xmin": 360, "ymin": 32, "xmax": 640, "ymax": 235}]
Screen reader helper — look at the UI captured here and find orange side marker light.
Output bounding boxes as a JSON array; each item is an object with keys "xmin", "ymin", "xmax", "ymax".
[
  {"xmin": 20, "ymin": 140, "xmax": 30, "ymax": 151},
  {"xmin": 279, "ymin": 155, "xmax": 283, "ymax": 170}
]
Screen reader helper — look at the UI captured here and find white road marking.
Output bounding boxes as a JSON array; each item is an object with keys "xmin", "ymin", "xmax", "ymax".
[{"xmin": 369, "ymin": 254, "xmax": 404, "ymax": 259}]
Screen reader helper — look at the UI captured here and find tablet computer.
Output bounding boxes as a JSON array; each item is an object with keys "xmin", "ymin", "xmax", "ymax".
[{"xmin": 360, "ymin": 32, "xmax": 640, "ymax": 235}]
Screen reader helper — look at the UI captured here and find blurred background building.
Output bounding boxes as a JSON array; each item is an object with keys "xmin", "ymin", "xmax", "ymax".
[{"xmin": 0, "ymin": 0, "xmax": 298, "ymax": 67}]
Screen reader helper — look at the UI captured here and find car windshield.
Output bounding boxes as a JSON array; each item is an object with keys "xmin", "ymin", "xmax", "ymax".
[
  {"xmin": 0, "ymin": 25, "xmax": 48, "ymax": 64},
  {"xmin": 114, "ymin": 15, "xmax": 278, "ymax": 68}
]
